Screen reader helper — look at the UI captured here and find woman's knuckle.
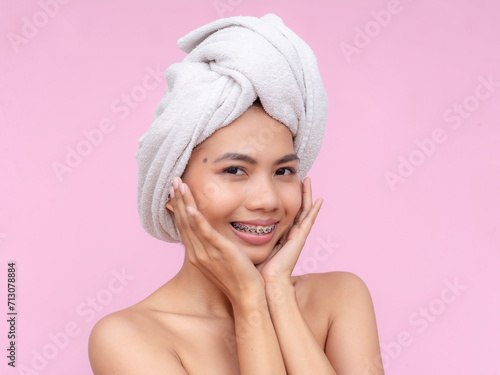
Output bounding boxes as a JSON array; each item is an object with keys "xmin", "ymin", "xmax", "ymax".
[
  {"xmin": 203, "ymin": 228, "xmax": 217, "ymax": 242},
  {"xmin": 197, "ymin": 252, "xmax": 210, "ymax": 266},
  {"xmin": 187, "ymin": 253, "xmax": 197, "ymax": 265}
]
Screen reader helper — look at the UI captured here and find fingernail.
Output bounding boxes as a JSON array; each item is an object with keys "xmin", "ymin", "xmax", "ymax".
[
  {"xmin": 169, "ymin": 186, "xmax": 175, "ymax": 199},
  {"xmin": 173, "ymin": 177, "xmax": 179, "ymax": 189},
  {"xmin": 180, "ymin": 183, "xmax": 186, "ymax": 195}
]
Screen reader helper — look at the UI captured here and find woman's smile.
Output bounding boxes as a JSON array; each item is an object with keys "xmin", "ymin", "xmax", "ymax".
[
  {"xmin": 230, "ymin": 222, "xmax": 277, "ymax": 235},
  {"xmin": 229, "ymin": 221, "xmax": 279, "ymax": 245}
]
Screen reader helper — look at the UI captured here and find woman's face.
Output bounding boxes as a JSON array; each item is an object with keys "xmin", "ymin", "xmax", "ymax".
[{"xmin": 169, "ymin": 105, "xmax": 302, "ymax": 264}]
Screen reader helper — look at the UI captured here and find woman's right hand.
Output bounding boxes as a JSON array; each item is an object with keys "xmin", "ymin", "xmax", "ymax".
[{"xmin": 169, "ymin": 176, "xmax": 265, "ymax": 305}]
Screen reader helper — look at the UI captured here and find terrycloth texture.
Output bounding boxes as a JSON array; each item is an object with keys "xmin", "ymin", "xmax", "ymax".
[{"xmin": 136, "ymin": 13, "xmax": 328, "ymax": 243}]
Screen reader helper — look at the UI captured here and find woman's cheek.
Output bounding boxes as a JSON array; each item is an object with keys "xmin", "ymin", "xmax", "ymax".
[
  {"xmin": 193, "ymin": 177, "xmax": 227, "ymax": 210},
  {"xmin": 201, "ymin": 184, "xmax": 239, "ymax": 219}
]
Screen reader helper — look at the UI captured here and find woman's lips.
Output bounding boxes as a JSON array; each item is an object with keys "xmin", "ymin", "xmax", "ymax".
[{"xmin": 229, "ymin": 222, "xmax": 278, "ymax": 245}]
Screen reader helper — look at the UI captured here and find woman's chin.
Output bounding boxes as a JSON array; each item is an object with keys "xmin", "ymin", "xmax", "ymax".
[{"xmin": 242, "ymin": 246, "xmax": 274, "ymax": 266}]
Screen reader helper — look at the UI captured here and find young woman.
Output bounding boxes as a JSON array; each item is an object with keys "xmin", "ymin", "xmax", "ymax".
[{"xmin": 88, "ymin": 14, "xmax": 384, "ymax": 375}]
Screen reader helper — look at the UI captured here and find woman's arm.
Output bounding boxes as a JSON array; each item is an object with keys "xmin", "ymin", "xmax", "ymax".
[
  {"xmin": 266, "ymin": 279, "xmax": 337, "ymax": 374},
  {"xmin": 231, "ymin": 289, "xmax": 287, "ymax": 374},
  {"xmin": 265, "ymin": 272, "xmax": 384, "ymax": 375}
]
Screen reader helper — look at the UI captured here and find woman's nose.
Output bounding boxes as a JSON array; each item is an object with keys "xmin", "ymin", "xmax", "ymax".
[{"xmin": 244, "ymin": 175, "xmax": 281, "ymax": 211}]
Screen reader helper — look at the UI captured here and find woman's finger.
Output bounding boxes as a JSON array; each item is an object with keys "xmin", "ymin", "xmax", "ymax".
[
  {"xmin": 178, "ymin": 180, "xmax": 198, "ymax": 210},
  {"xmin": 294, "ymin": 197, "xmax": 323, "ymax": 241},
  {"xmin": 175, "ymin": 180, "xmax": 207, "ymax": 251},
  {"xmin": 169, "ymin": 184, "xmax": 196, "ymax": 251},
  {"xmin": 303, "ymin": 177, "xmax": 313, "ymax": 211},
  {"xmin": 170, "ymin": 178, "xmax": 208, "ymax": 262},
  {"xmin": 296, "ymin": 177, "xmax": 312, "ymax": 224},
  {"xmin": 295, "ymin": 177, "xmax": 313, "ymax": 226}
]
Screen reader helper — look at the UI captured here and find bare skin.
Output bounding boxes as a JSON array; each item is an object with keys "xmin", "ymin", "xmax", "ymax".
[{"xmin": 88, "ymin": 105, "xmax": 385, "ymax": 375}]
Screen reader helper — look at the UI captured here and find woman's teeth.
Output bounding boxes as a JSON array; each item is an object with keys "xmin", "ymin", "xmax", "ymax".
[{"xmin": 231, "ymin": 222, "xmax": 277, "ymax": 235}]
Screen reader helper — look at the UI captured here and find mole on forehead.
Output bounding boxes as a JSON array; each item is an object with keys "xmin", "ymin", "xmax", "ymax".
[{"xmin": 203, "ymin": 158, "xmax": 208, "ymax": 163}]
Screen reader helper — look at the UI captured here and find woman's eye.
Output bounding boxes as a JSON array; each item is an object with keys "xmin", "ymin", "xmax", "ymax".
[
  {"xmin": 222, "ymin": 166, "xmax": 244, "ymax": 175},
  {"xmin": 276, "ymin": 167, "xmax": 296, "ymax": 176}
]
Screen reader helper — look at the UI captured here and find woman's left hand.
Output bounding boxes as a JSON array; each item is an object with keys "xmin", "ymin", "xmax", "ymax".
[{"xmin": 256, "ymin": 176, "xmax": 323, "ymax": 285}]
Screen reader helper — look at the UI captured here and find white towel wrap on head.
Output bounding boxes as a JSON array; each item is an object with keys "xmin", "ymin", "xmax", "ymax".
[{"xmin": 136, "ymin": 13, "xmax": 328, "ymax": 243}]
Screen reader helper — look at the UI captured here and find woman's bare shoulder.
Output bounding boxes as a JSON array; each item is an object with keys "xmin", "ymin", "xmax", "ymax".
[
  {"xmin": 294, "ymin": 271, "xmax": 384, "ymax": 373},
  {"xmin": 88, "ymin": 307, "xmax": 145, "ymax": 345},
  {"xmin": 293, "ymin": 271, "xmax": 374, "ymax": 314},
  {"xmin": 88, "ymin": 305, "xmax": 186, "ymax": 374},
  {"xmin": 293, "ymin": 270, "xmax": 371, "ymax": 293}
]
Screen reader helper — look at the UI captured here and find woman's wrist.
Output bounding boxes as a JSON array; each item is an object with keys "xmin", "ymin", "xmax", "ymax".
[
  {"xmin": 229, "ymin": 284, "xmax": 267, "ymax": 311},
  {"xmin": 265, "ymin": 278, "xmax": 296, "ymax": 310}
]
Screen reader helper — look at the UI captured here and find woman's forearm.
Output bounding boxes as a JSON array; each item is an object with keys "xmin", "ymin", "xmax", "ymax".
[
  {"xmin": 232, "ymin": 290, "xmax": 287, "ymax": 375},
  {"xmin": 265, "ymin": 281, "xmax": 337, "ymax": 375}
]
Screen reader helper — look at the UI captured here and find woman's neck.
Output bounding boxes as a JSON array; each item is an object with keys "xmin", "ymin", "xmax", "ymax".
[{"xmin": 157, "ymin": 252, "xmax": 235, "ymax": 319}]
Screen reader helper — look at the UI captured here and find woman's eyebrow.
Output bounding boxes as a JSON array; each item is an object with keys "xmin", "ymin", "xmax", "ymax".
[
  {"xmin": 275, "ymin": 153, "xmax": 300, "ymax": 165},
  {"xmin": 213, "ymin": 152, "xmax": 299, "ymax": 165}
]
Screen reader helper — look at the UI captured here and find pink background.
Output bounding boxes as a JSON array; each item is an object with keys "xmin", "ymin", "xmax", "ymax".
[{"xmin": 1, "ymin": 0, "xmax": 499, "ymax": 374}]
